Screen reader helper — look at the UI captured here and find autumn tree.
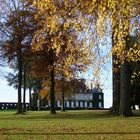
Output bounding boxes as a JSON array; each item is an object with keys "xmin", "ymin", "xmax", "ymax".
[
  {"xmin": 109, "ymin": 1, "xmax": 139, "ymax": 116},
  {"xmin": 32, "ymin": 0, "xmax": 93, "ymax": 114},
  {"xmin": 78, "ymin": 0, "xmax": 140, "ymax": 116},
  {"xmin": 0, "ymin": 0, "xmax": 37, "ymax": 113}
]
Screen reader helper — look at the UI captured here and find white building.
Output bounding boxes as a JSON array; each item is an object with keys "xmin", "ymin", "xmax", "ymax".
[{"xmin": 54, "ymin": 87, "xmax": 104, "ymax": 109}]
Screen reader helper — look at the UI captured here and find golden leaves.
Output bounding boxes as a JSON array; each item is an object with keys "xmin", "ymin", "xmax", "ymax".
[
  {"xmin": 127, "ymin": 48, "xmax": 140, "ymax": 62},
  {"xmin": 63, "ymin": 22, "xmax": 70, "ymax": 30},
  {"xmin": 33, "ymin": 0, "xmax": 140, "ymax": 68}
]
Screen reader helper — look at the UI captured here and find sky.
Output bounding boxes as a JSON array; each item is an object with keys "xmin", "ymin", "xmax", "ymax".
[{"xmin": 0, "ymin": 78, "xmax": 29, "ymax": 103}]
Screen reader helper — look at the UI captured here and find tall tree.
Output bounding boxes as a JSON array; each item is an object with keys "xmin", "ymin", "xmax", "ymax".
[
  {"xmin": 111, "ymin": 18, "xmax": 120, "ymax": 113},
  {"xmin": 119, "ymin": 59, "xmax": 132, "ymax": 116},
  {"xmin": 23, "ymin": 62, "xmax": 27, "ymax": 112},
  {"xmin": 0, "ymin": 0, "xmax": 37, "ymax": 113},
  {"xmin": 32, "ymin": 0, "xmax": 93, "ymax": 114}
]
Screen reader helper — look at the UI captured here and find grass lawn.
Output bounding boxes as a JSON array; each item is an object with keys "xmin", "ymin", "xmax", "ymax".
[{"xmin": 0, "ymin": 110, "xmax": 140, "ymax": 140}]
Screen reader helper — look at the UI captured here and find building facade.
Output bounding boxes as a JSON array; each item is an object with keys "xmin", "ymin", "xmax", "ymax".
[
  {"xmin": 54, "ymin": 87, "xmax": 104, "ymax": 109},
  {"xmin": 41, "ymin": 87, "xmax": 104, "ymax": 109},
  {"xmin": 0, "ymin": 102, "xmax": 29, "ymax": 110}
]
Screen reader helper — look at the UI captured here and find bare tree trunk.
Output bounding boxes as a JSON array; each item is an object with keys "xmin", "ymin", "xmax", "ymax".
[
  {"xmin": 17, "ymin": 58, "xmax": 23, "ymax": 114},
  {"xmin": 61, "ymin": 92, "xmax": 65, "ymax": 112},
  {"xmin": 119, "ymin": 60, "xmax": 132, "ymax": 116},
  {"xmin": 112, "ymin": 56, "xmax": 120, "ymax": 113},
  {"xmin": 23, "ymin": 62, "xmax": 27, "ymax": 112},
  {"xmin": 50, "ymin": 67, "xmax": 56, "ymax": 114},
  {"xmin": 112, "ymin": 24, "xmax": 120, "ymax": 113},
  {"xmin": 61, "ymin": 74, "xmax": 65, "ymax": 112}
]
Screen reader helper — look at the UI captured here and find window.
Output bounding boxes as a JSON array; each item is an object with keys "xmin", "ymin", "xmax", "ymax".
[
  {"xmin": 67, "ymin": 101, "xmax": 70, "ymax": 107},
  {"xmin": 71, "ymin": 101, "xmax": 74, "ymax": 107},
  {"xmin": 80, "ymin": 101, "xmax": 83, "ymax": 107},
  {"xmin": 57, "ymin": 100, "xmax": 61, "ymax": 107},
  {"xmin": 98, "ymin": 89, "xmax": 102, "ymax": 93},
  {"xmin": 76, "ymin": 101, "xmax": 79, "ymax": 107},
  {"xmin": 99, "ymin": 95, "xmax": 102, "ymax": 100},
  {"xmin": 90, "ymin": 95, "xmax": 93, "ymax": 100},
  {"xmin": 99, "ymin": 102, "xmax": 102, "ymax": 108},
  {"xmin": 84, "ymin": 102, "xmax": 87, "ymax": 107},
  {"xmin": 89, "ymin": 102, "xmax": 92, "ymax": 108}
]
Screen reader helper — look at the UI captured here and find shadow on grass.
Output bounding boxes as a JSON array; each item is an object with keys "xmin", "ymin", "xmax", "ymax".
[
  {"xmin": 0, "ymin": 110, "xmax": 140, "ymax": 121},
  {"xmin": 0, "ymin": 110, "xmax": 119, "ymax": 121}
]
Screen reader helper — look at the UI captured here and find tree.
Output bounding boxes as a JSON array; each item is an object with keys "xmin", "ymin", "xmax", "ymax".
[
  {"xmin": 32, "ymin": 0, "xmax": 93, "ymax": 114},
  {"xmin": 0, "ymin": 0, "xmax": 37, "ymax": 113},
  {"xmin": 111, "ymin": 19, "xmax": 120, "ymax": 113}
]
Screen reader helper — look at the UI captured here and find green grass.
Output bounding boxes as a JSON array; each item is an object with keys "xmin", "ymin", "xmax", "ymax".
[{"xmin": 0, "ymin": 110, "xmax": 140, "ymax": 140}]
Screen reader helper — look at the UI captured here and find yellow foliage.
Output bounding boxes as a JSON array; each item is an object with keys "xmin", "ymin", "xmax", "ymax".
[
  {"xmin": 39, "ymin": 88, "xmax": 50, "ymax": 99},
  {"xmin": 33, "ymin": 0, "xmax": 140, "ymax": 66}
]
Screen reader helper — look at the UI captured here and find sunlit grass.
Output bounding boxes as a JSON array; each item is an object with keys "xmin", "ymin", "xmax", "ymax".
[{"xmin": 0, "ymin": 110, "xmax": 140, "ymax": 140}]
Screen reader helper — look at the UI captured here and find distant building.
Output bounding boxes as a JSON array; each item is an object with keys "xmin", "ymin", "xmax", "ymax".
[
  {"xmin": 39, "ymin": 86, "xmax": 104, "ymax": 109},
  {"xmin": 0, "ymin": 102, "xmax": 29, "ymax": 110},
  {"xmin": 54, "ymin": 87, "xmax": 104, "ymax": 109},
  {"xmin": 30, "ymin": 80, "xmax": 104, "ymax": 110}
]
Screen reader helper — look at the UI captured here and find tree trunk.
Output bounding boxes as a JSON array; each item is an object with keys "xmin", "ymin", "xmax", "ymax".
[
  {"xmin": 61, "ymin": 92, "xmax": 65, "ymax": 112},
  {"xmin": 119, "ymin": 60, "xmax": 132, "ymax": 116},
  {"xmin": 112, "ymin": 56, "xmax": 120, "ymax": 113},
  {"xmin": 29, "ymin": 87, "xmax": 32, "ymax": 111},
  {"xmin": 17, "ymin": 58, "xmax": 23, "ymax": 114},
  {"xmin": 23, "ymin": 63, "xmax": 27, "ymax": 112},
  {"xmin": 111, "ymin": 23, "xmax": 121, "ymax": 113},
  {"xmin": 50, "ymin": 67, "xmax": 56, "ymax": 114}
]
